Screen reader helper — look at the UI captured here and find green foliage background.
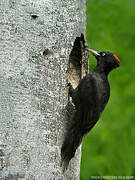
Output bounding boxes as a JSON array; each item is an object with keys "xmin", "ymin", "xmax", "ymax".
[{"xmin": 80, "ymin": 0, "xmax": 135, "ymax": 179}]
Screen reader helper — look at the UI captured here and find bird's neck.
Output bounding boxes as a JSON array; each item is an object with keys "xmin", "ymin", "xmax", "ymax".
[{"xmin": 93, "ymin": 64, "xmax": 111, "ymax": 77}]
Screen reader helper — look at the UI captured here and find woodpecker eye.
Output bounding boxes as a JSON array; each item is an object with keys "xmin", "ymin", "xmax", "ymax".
[{"xmin": 102, "ymin": 53, "xmax": 106, "ymax": 56}]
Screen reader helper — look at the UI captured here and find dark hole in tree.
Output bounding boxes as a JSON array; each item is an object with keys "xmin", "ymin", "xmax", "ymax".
[
  {"xmin": 68, "ymin": 33, "xmax": 89, "ymax": 89},
  {"xmin": 43, "ymin": 49, "xmax": 51, "ymax": 56},
  {"xmin": 31, "ymin": 14, "xmax": 38, "ymax": 19}
]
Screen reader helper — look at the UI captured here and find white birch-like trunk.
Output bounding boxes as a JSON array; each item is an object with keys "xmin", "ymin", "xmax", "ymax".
[{"xmin": 0, "ymin": 0, "xmax": 86, "ymax": 179}]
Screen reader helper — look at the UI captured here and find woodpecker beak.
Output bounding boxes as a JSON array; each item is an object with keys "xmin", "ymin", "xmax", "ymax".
[{"xmin": 87, "ymin": 49, "xmax": 101, "ymax": 56}]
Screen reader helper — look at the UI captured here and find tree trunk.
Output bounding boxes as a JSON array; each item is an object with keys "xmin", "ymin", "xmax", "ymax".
[{"xmin": 0, "ymin": 0, "xmax": 86, "ymax": 179}]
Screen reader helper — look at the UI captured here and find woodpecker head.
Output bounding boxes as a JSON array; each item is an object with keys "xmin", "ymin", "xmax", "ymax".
[{"xmin": 89, "ymin": 49, "xmax": 120, "ymax": 74}]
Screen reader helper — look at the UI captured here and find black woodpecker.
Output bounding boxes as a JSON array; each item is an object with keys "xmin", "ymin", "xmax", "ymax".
[{"xmin": 61, "ymin": 49, "xmax": 120, "ymax": 171}]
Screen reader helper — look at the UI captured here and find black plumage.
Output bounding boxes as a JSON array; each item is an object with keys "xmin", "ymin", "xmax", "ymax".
[{"xmin": 61, "ymin": 50, "xmax": 120, "ymax": 171}]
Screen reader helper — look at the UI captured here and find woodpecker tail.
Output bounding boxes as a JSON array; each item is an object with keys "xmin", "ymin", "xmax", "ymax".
[
  {"xmin": 61, "ymin": 109, "xmax": 84, "ymax": 172},
  {"xmin": 61, "ymin": 106, "xmax": 98, "ymax": 172},
  {"xmin": 61, "ymin": 128, "xmax": 82, "ymax": 172}
]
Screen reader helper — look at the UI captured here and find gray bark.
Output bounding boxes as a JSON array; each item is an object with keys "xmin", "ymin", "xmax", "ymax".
[{"xmin": 0, "ymin": 0, "xmax": 86, "ymax": 179}]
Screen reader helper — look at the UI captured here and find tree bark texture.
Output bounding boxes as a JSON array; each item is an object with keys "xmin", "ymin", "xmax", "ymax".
[{"xmin": 0, "ymin": 0, "xmax": 86, "ymax": 179}]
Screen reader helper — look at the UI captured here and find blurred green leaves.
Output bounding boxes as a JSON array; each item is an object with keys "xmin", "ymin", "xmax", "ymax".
[{"xmin": 80, "ymin": 0, "xmax": 135, "ymax": 179}]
